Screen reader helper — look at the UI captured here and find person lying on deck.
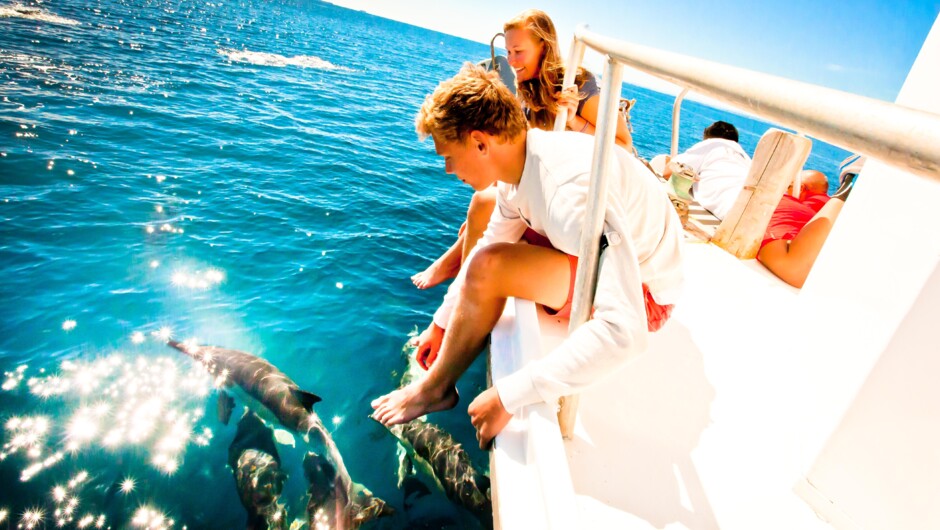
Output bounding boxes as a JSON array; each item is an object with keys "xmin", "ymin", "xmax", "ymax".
[
  {"xmin": 757, "ymin": 169, "xmax": 854, "ymax": 288},
  {"xmin": 662, "ymin": 120, "xmax": 751, "ymax": 220},
  {"xmin": 372, "ymin": 64, "xmax": 683, "ymax": 449},
  {"xmin": 409, "ymin": 8, "xmax": 635, "ymax": 291}
]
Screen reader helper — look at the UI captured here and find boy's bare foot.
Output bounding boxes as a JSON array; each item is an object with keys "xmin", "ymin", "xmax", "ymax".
[
  {"xmin": 410, "ymin": 255, "xmax": 460, "ymax": 290},
  {"xmin": 371, "ymin": 382, "xmax": 458, "ymax": 425}
]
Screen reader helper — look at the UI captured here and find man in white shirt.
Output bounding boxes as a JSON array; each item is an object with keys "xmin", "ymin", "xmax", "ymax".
[
  {"xmin": 371, "ymin": 64, "xmax": 684, "ymax": 448},
  {"xmin": 664, "ymin": 121, "xmax": 750, "ymax": 220}
]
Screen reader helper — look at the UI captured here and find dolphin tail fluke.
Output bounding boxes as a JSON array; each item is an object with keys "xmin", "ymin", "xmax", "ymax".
[{"xmin": 292, "ymin": 389, "xmax": 322, "ymax": 411}]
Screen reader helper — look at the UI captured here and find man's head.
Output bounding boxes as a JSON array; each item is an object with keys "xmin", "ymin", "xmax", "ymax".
[
  {"xmin": 415, "ymin": 63, "xmax": 528, "ymax": 190},
  {"xmin": 703, "ymin": 121, "xmax": 739, "ymax": 142},
  {"xmin": 788, "ymin": 169, "xmax": 829, "ymax": 200}
]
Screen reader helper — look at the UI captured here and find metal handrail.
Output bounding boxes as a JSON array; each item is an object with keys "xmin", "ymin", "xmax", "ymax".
[
  {"xmin": 670, "ymin": 88, "xmax": 689, "ymax": 157},
  {"xmin": 489, "ymin": 33, "xmax": 505, "ymax": 74},
  {"xmin": 575, "ymin": 25, "xmax": 940, "ymax": 183},
  {"xmin": 554, "ymin": 39, "xmax": 586, "ymax": 131},
  {"xmin": 552, "ymin": 24, "xmax": 940, "ymax": 439}
]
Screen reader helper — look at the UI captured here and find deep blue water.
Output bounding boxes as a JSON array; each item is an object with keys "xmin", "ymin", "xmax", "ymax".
[{"xmin": 0, "ymin": 0, "xmax": 849, "ymax": 528}]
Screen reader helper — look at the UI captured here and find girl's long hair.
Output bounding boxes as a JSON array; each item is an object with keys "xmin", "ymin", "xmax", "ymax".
[{"xmin": 504, "ymin": 9, "xmax": 586, "ymax": 130}]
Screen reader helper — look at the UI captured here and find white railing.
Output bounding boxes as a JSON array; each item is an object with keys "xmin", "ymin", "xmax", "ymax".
[
  {"xmin": 551, "ymin": 24, "xmax": 940, "ymax": 439},
  {"xmin": 670, "ymin": 88, "xmax": 690, "ymax": 157}
]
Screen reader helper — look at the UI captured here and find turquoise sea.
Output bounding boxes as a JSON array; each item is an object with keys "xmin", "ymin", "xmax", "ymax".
[{"xmin": 0, "ymin": 0, "xmax": 849, "ymax": 528}]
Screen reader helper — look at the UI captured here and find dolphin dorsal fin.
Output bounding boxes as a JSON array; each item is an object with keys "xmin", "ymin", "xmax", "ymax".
[{"xmin": 292, "ymin": 389, "xmax": 322, "ymax": 411}]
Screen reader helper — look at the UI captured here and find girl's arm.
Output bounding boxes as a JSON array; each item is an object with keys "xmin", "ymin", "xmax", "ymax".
[{"xmin": 573, "ymin": 94, "xmax": 633, "ymax": 151}]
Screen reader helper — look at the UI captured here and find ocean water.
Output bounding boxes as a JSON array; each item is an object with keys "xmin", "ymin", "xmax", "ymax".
[{"xmin": 0, "ymin": 0, "xmax": 850, "ymax": 528}]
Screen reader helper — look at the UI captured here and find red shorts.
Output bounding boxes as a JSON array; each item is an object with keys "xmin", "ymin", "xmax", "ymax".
[{"xmin": 521, "ymin": 228, "xmax": 674, "ymax": 331}]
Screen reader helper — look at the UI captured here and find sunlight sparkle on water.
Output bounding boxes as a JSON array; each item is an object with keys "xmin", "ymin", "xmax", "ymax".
[
  {"xmin": 3, "ymin": 415, "xmax": 54, "ymax": 479},
  {"xmin": 120, "ymin": 476, "xmax": 136, "ymax": 493},
  {"xmin": 204, "ymin": 268, "xmax": 224, "ymax": 283},
  {"xmin": 132, "ymin": 331, "xmax": 146, "ymax": 344},
  {"xmin": 69, "ymin": 470, "xmax": 89, "ymax": 488},
  {"xmin": 2, "ymin": 365, "xmax": 27, "ymax": 390},
  {"xmin": 131, "ymin": 506, "xmax": 174, "ymax": 529},
  {"xmin": 52, "ymin": 485, "xmax": 67, "ymax": 502},
  {"xmin": 21, "ymin": 507, "xmax": 44, "ymax": 529},
  {"xmin": 171, "ymin": 268, "xmax": 224, "ymax": 289},
  {"xmin": 3, "ymin": 355, "xmax": 212, "ymax": 480},
  {"xmin": 66, "ymin": 409, "xmax": 101, "ymax": 447},
  {"xmin": 193, "ymin": 426, "xmax": 213, "ymax": 446},
  {"xmin": 62, "ymin": 319, "xmax": 77, "ymax": 331}
]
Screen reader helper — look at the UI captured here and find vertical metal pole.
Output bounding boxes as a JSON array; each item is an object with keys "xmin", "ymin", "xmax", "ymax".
[
  {"xmin": 554, "ymin": 26, "xmax": 588, "ymax": 132},
  {"xmin": 557, "ymin": 56, "xmax": 624, "ymax": 440},
  {"xmin": 671, "ymin": 88, "xmax": 689, "ymax": 157}
]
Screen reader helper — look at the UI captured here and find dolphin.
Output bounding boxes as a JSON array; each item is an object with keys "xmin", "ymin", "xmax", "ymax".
[
  {"xmin": 228, "ymin": 409, "xmax": 281, "ymax": 471},
  {"xmin": 229, "ymin": 409, "xmax": 288, "ymax": 530},
  {"xmin": 389, "ymin": 341, "xmax": 492, "ymax": 525},
  {"xmin": 389, "ymin": 421, "xmax": 491, "ymax": 522},
  {"xmin": 167, "ymin": 339, "xmax": 392, "ymax": 528},
  {"xmin": 303, "ymin": 451, "xmax": 394, "ymax": 529},
  {"xmin": 168, "ymin": 340, "xmax": 322, "ymax": 436}
]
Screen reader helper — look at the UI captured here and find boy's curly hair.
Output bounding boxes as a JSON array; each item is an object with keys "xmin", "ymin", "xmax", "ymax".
[{"xmin": 415, "ymin": 63, "xmax": 528, "ymax": 143}]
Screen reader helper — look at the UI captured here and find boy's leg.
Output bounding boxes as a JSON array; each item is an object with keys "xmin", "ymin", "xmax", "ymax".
[
  {"xmin": 461, "ymin": 187, "xmax": 497, "ymax": 260},
  {"xmin": 372, "ymin": 242, "xmax": 571, "ymax": 425}
]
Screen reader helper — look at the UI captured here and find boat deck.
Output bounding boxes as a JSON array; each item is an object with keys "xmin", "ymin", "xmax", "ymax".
[
  {"xmin": 490, "ymin": 240, "xmax": 834, "ymax": 529},
  {"xmin": 488, "ymin": 13, "xmax": 940, "ymax": 528}
]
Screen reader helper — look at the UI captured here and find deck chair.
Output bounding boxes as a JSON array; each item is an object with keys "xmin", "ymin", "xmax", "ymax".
[{"xmin": 712, "ymin": 129, "xmax": 812, "ymax": 259}]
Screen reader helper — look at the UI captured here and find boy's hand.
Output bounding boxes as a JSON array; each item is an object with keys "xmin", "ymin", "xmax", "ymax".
[
  {"xmin": 411, "ymin": 322, "xmax": 445, "ymax": 370},
  {"xmin": 468, "ymin": 387, "xmax": 512, "ymax": 450}
]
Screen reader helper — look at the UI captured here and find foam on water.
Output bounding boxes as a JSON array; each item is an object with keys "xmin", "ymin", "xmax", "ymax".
[
  {"xmin": 219, "ymin": 47, "xmax": 353, "ymax": 71},
  {"xmin": 0, "ymin": 4, "xmax": 80, "ymax": 26}
]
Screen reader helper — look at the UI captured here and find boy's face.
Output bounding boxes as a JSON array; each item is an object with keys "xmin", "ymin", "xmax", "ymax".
[{"xmin": 433, "ymin": 133, "xmax": 494, "ymax": 191}]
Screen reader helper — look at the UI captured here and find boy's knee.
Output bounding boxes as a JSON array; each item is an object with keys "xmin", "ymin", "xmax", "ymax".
[{"xmin": 464, "ymin": 243, "xmax": 511, "ymax": 294}]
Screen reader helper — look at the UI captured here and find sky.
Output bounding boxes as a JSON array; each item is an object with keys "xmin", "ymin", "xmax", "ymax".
[{"xmin": 325, "ymin": 0, "xmax": 940, "ymax": 103}]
